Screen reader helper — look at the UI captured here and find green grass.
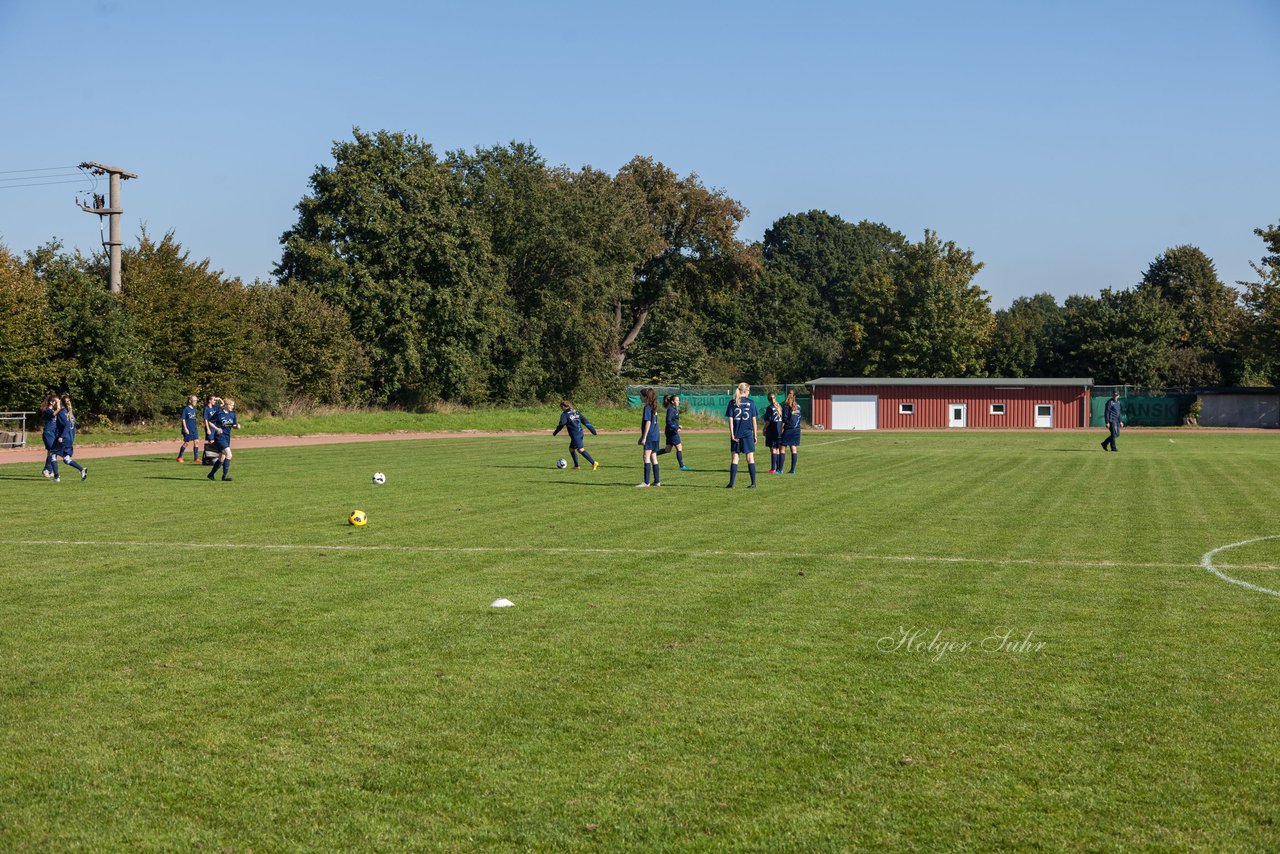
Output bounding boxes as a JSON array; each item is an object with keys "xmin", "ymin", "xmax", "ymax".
[
  {"xmin": 73, "ymin": 405, "xmax": 724, "ymax": 446},
  {"xmin": 2, "ymin": 430, "xmax": 1279, "ymax": 851}
]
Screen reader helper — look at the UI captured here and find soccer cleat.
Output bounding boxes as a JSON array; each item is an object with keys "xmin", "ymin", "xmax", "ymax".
[
  {"xmin": 636, "ymin": 482, "xmax": 649, "ymax": 488},
  {"xmin": 176, "ymin": 457, "xmax": 184, "ymax": 463},
  {"xmin": 652, "ymin": 482, "xmax": 662, "ymax": 487},
  {"xmin": 724, "ymin": 484, "xmax": 733, "ymax": 489},
  {"xmin": 592, "ymin": 461, "xmax": 599, "ymax": 471},
  {"xmin": 767, "ymin": 469, "xmax": 776, "ymax": 474},
  {"xmin": 42, "ymin": 469, "xmax": 52, "ymax": 478},
  {"xmin": 747, "ymin": 483, "xmax": 756, "ymax": 489},
  {"xmin": 680, "ymin": 465, "xmax": 691, "ymax": 470},
  {"xmin": 207, "ymin": 470, "xmax": 217, "ymax": 481},
  {"xmin": 53, "ymin": 476, "xmax": 61, "ymax": 482},
  {"xmin": 81, "ymin": 468, "xmax": 88, "ymax": 481},
  {"xmin": 222, "ymin": 476, "xmax": 233, "ymax": 481}
]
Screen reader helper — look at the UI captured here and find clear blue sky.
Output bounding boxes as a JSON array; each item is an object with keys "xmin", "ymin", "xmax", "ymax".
[{"xmin": 2, "ymin": 0, "xmax": 1277, "ymax": 308}]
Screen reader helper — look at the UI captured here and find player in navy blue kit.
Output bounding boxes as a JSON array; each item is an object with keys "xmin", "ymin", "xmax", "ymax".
[
  {"xmin": 207, "ymin": 398, "xmax": 239, "ymax": 481},
  {"xmin": 763, "ymin": 392, "xmax": 784, "ymax": 474},
  {"xmin": 40, "ymin": 393, "xmax": 60, "ymax": 479},
  {"xmin": 637, "ymin": 386, "xmax": 661, "ymax": 487},
  {"xmin": 55, "ymin": 395, "xmax": 87, "ymax": 481},
  {"xmin": 724, "ymin": 382, "xmax": 759, "ymax": 488},
  {"xmin": 177, "ymin": 395, "xmax": 200, "ymax": 462},
  {"xmin": 781, "ymin": 388, "xmax": 802, "ymax": 473},
  {"xmin": 202, "ymin": 394, "xmax": 222, "ymax": 465},
  {"xmin": 655, "ymin": 394, "xmax": 691, "ymax": 470},
  {"xmin": 553, "ymin": 400, "xmax": 599, "ymax": 470}
]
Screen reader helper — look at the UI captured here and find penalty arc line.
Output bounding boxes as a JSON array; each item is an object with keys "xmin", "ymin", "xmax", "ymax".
[{"xmin": 1200, "ymin": 535, "xmax": 1280, "ymax": 599}]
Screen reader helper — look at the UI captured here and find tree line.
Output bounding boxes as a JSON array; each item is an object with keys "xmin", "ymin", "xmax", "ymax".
[{"xmin": 2, "ymin": 128, "xmax": 1278, "ymax": 421}]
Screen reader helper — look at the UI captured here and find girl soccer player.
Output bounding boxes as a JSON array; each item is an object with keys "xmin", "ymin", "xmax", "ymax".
[
  {"xmin": 177, "ymin": 395, "xmax": 200, "ymax": 462},
  {"xmin": 56, "ymin": 395, "xmax": 87, "ymax": 481},
  {"xmin": 656, "ymin": 393, "xmax": 691, "ymax": 470},
  {"xmin": 781, "ymin": 389, "xmax": 803, "ymax": 473},
  {"xmin": 201, "ymin": 394, "xmax": 223, "ymax": 465},
  {"xmin": 207, "ymin": 398, "xmax": 239, "ymax": 481},
  {"xmin": 637, "ymin": 387, "xmax": 661, "ymax": 487},
  {"xmin": 40, "ymin": 393, "xmax": 60, "ymax": 480},
  {"xmin": 725, "ymin": 382, "xmax": 758, "ymax": 488},
  {"xmin": 553, "ymin": 400, "xmax": 599, "ymax": 470},
  {"xmin": 763, "ymin": 392, "xmax": 784, "ymax": 474}
]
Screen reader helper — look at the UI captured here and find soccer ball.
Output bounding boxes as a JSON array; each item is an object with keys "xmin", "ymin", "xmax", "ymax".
[
  {"xmin": 348, "ymin": 510, "xmax": 368, "ymax": 527},
  {"xmin": 556, "ymin": 458, "xmax": 567, "ymax": 469},
  {"xmin": 372, "ymin": 472, "xmax": 386, "ymax": 484}
]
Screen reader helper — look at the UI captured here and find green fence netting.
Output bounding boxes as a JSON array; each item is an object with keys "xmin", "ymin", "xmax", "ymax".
[
  {"xmin": 625, "ymin": 384, "xmax": 812, "ymax": 425},
  {"xmin": 1089, "ymin": 385, "xmax": 1196, "ymax": 427}
]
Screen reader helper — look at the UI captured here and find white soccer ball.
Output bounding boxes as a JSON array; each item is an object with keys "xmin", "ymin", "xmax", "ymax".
[
  {"xmin": 556, "ymin": 459, "xmax": 567, "ymax": 469},
  {"xmin": 372, "ymin": 472, "xmax": 386, "ymax": 484}
]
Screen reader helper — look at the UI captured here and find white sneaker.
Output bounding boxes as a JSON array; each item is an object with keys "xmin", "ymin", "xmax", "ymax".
[
  {"xmin": 635, "ymin": 482, "xmax": 650, "ymax": 488},
  {"xmin": 54, "ymin": 476, "xmax": 61, "ymax": 482}
]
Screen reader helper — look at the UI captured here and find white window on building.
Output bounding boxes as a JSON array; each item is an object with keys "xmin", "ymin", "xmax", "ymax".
[
  {"xmin": 899, "ymin": 403, "xmax": 915, "ymax": 415},
  {"xmin": 990, "ymin": 403, "xmax": 1006, "ymax": 415}
]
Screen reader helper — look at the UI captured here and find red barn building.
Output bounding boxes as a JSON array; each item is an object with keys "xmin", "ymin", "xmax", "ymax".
[{"xmin": 808, "ymin": 378, "xmax": 1093, "ymax": 430}]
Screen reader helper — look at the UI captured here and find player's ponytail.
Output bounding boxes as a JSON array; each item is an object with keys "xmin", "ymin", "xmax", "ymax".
[{"xmin": 784, "ymin": 389, "xmax": 797, "ymax": 410}]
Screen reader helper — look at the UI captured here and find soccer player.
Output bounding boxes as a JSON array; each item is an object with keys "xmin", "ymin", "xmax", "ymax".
[
  {"xmin": 637, "ymin": 387, "xmax": 661, "ymax": 487},
  {"xmin": 552, "ymin": 400, "xmax": 599, "ymax": 470},
  {"xmin": 1101, "ymin": 391, "xmax": 1123, "ymax": 452},
  {"xmin": 177, "ymin": 395, "xmax": 200, "ymax": 462},
  {"xmin": 40, "ymin": 393, "xmax": 61, "ymax": 480},
  {"xmin": 55, "ymin": 395, "xmax": 87, "ymax": 481},
  {"xmin": 781, "ymin": 389, "xmax": 802, "ymax": 473},
  {"xmin": 207, "ymin": 398, "xmax": 239, "ymax": 481},
  {"xmin": 763, "ymin": 392, "xmax": 784, "ymax": 474},
  {"xmin": 655, "ymin": 393, "xmax": 691, "ymax": 470},
  {"xmin": 201, "ymin": 394, "xmax": 222, "ymax": 466},
  {"xmin": 725, "ymin": 382, "xmax": 758, "ymax": 488}
]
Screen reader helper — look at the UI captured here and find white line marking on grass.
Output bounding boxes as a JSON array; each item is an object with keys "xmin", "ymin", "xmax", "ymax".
[
  {"xmin": 0, "ymin": 538, "xmax": 1212, "ymax": 571},
  {"xmin": 1200, "ymin": 536, "xmax": 1280, "ymax": 599},
  {"xmin": 802, "ymin": 435, "xmax": 863, "ymax": 448}
]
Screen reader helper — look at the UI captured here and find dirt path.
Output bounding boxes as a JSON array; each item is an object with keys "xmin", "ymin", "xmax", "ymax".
[{"xmin": 0, "ymin": 431, "xmax": 549, "ymax": 465}]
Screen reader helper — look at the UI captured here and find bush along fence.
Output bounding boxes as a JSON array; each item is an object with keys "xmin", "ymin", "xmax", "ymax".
[{"xmin": 625, "ymin": 384, "xmax": 813, "ymax": 426}]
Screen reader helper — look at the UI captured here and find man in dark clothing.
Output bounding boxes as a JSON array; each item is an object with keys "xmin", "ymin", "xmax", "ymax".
[{"xmin": 1101, "ymin": 391, "xmax": 1123, "ymax": 451}]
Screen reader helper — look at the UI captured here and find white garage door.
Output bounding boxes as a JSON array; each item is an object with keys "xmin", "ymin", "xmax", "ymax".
[{"xmin": 831, "ymin": 394, "xmax": 878, "ymax": 430}]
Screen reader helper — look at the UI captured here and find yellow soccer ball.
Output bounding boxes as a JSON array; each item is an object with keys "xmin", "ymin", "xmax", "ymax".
[{"xmin": 348, "ymin": 509, "xmax": 368, "ymax": 527}]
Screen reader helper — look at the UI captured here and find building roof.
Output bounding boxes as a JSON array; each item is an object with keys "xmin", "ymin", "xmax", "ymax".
[{"xmin": 806, "ymin": 377, "xmax": 1094, "ymax": 387}]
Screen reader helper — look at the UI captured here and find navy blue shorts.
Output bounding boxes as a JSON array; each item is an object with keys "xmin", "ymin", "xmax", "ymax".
[
  {"xmin": 182, "ymin": 429, "xmax": 198, "ymax": 442},
  {"xmin": 213, "ymin": 437, "xmax": 231, "ymax": 452},
  {"xmin": 781, "ymin": 430, "xmax": 801, "ymax": 446},
  {"xmin": 43, "ymin": 433, "xmax": 57, "ymax": 451},
  {"xmin": 665, "ymin": 429, "xmax": 681, "ymax": 446},
  {"xmin": 731, "ymin": 433, "xmax": 756, "ymax": 455},
  {"xmin": 61, "ymin": 446, "xmax": 75, "ymax": 460},
  {"xmin": 643, "ymin": 433, "xmax": 660, "ymax": 452}
]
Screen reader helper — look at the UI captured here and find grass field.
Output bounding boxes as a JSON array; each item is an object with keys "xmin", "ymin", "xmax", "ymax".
[{"xmin": 2, "ymin": 429, "xmax": 1279, "ymax": 851}]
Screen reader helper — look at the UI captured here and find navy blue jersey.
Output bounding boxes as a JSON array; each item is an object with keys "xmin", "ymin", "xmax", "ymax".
[
  {"xmin": 555, "ymin": 408, "xmax": 595, "ymax": 444},
  {"xmin": 641, "ymin": 404, "xmax": 660, "ymax": 440},
  {"xmin": 214, "ymin": 409, "xmax": 238, "ymax": 445},
  {"xmin": 203, "ymin": 404, "xmax": 221, "ymax": 437},
  {"xmin": 56, "ymin": 409, "xmax": 76, "ymax": 449},
  {"xmin": 182, "ymin": 405, "xmax": 198, "ymax": 436},
  {"xmin": 725, "ymin": 398, "xmax": 757, "ymax": 440},
  {"xmin": 41, "ymin": 407, "xmax": 57, "ymax": 439},
  {"xmin": 764, "ymin": 403, "xmax": 783, "ymax": 437},
  {"xmin": 665, "ymin": 404, "xmax": 680, "ymax": 432},
  {"xmin": 784, "ymin": 404, "xmax": 802, "ymax": 431}
]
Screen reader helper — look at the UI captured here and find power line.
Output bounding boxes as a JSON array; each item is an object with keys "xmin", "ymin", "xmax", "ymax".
[
  {"xmin": 0, "ymin": 178, "xmax": 96, "ymax": 190},
  {"xmin": 0, "ymin": 172, "xmax": 83, "ymax": 183},
  {"xmin": 0, "ymin": 165, "xmax": 80, "ymax": 175}
]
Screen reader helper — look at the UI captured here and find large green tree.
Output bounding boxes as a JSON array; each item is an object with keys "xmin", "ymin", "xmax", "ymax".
[
  {"xmin": 0, "ymin": 246, "xmax": 61, "ymax": 408},
  {"xmin": 985, "ymin": 293, "xmax": 1064, "ymax": 378},
  {"xmin": 277, "ymin": 129, "xmax": 505, "ymax": 404},
  {"xmin": 610, "ymin": 156, "xmax": 759, "ymax": 375},
  {"xmin": 1138, "ymin": 245, "xmax": 1243, "ymax": 384},
  {"xmin": 1239, "ymin": 221, "xmax": 1280, "ymax": 384},
  {"xmin": 1055, "ymin": 287, "xmax": 1181, "ymax": 386},
  {"xmin": 882, "ymin": 231, "xmax": 992, "ymax": 377}
]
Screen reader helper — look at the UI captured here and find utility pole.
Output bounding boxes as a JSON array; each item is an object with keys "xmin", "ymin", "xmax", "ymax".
[{"xmin": 77, "ymin": 161, "xmax": 137, "ymax": 294}]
